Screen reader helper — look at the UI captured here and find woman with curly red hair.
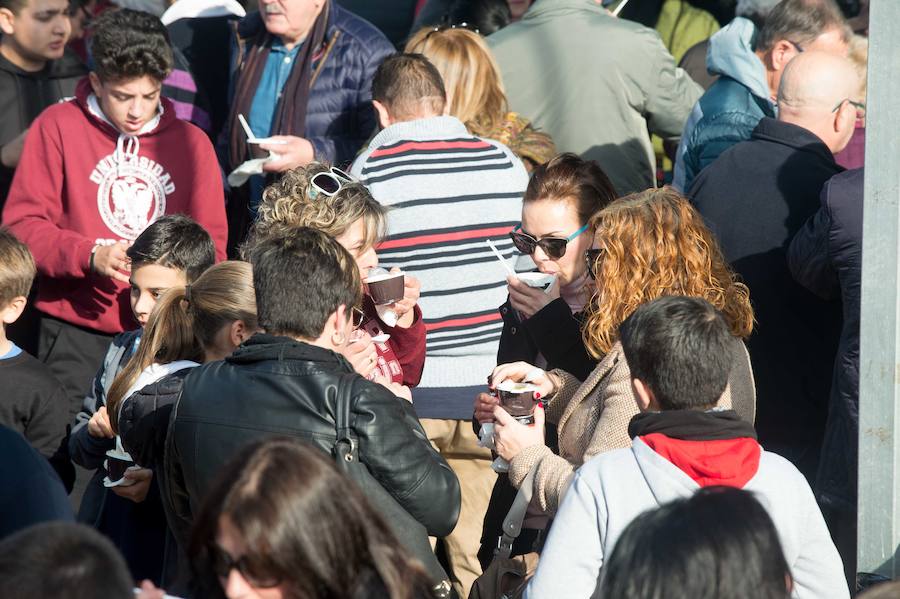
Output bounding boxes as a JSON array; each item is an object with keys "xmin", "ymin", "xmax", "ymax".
[{"xmin": 475, "ymin": 187, "xmax": 756, "ymax": 516}]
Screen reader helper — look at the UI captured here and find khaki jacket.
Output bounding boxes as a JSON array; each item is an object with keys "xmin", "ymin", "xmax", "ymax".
[{"xmin": 507, "ymin": 337, "xmax": 755, "ymax": 514}]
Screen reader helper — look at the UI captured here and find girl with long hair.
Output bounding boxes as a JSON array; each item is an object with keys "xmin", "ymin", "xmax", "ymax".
[
  {"xmin": 405, "ymin": 26, "xmax": 555, "ymax": 171},
  {"xmin": 105, "ymin": 261, "xmax": 258, "ymax": 586},
  {"xmin": 477, "ymin": 187, "xmax": 756, "ymax": 516},
  {"xmin": 189, "ymin": 437, "xmax": 436, "ymax": 599}
]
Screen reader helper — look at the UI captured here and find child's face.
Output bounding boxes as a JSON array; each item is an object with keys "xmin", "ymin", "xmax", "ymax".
[{"xmin": 129, "ymin": 263, "xmax": 187, "ymax": 327}]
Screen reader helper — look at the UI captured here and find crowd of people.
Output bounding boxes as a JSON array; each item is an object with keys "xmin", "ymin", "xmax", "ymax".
[{"xmin": 0, "ymin": 0, "xmax": 882, "ymax": 597}]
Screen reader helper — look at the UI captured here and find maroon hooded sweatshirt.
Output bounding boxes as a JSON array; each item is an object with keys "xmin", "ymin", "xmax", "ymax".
[{"xmin": 3, "ymin": 78, "xmax": 227, "ymax": 334}]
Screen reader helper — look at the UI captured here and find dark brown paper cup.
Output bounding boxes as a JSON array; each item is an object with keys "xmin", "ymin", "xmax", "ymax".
[{"xmin": 367, "ymin": 273, "xmax": 404, "ymax": 305}]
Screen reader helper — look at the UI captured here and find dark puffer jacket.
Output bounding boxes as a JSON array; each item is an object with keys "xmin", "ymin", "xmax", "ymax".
[
  {"xmin": 166, "ymin": 334, "xmax": 460, "ymax": 587},
  {"xmin": 788, "ymin": 168, "xmax": 863, "ymax": 512},
  {"xmin": 229, "ymin": 2, "xmax": 394, "ymax": 166}
]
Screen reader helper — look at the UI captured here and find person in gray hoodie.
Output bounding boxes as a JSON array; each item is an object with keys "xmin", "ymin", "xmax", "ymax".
[
  {"xmin": 673, "ymin": 0, "xmax": 848, "ymax": 192},
  {"xmin": 523, "ymin": 296, "xmax": 847, "ymax": 599}
]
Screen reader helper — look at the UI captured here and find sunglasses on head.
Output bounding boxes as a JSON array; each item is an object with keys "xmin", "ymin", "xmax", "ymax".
[
  {"xmin": 508, "ymin": 223, "xmax": 589, "ymax": 260},
  {"xmin": 307, "ymin": 167, "xmax": 354, "ymax": 200},
  {"xmin": 584, "ymin": 248, "xmax": 604, "ymax": 280},
  {"xmin": 209, "ymin": 544, "xmax": 281, "ymax": 588}
]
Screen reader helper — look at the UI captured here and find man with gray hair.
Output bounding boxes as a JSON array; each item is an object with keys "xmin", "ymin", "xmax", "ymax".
[
  {"xmin": 688, "ymin": 50, "xmax": 861, "ymax": 484},
  {"xmin": 674, "ymin": 0, "xmax": 850, "ymax": 192}
]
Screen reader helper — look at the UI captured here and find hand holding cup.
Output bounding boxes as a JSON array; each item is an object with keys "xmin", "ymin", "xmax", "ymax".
[
  {"xmin": 490, "ymin": 361, "xmax": 557, "ymax": 399},
  {"xmin": 391, "ymin": 268, "xmax": 420, "ymax": 328},
  {"xmin": 343, "ymin": 330, "xmax": 378, "ymax": 379},
  {"xmin": 507, "ymin": 273, "xmax": 559, "ymax": 319}
]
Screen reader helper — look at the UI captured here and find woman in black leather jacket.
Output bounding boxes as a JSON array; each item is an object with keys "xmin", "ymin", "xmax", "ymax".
[
  {"xmin": 474, "ymin": 154, "xmax": 616, "ymax": 566},
  {"xmin": 166, "ymin": 228, "xmax": 459, "ymax": 597}
]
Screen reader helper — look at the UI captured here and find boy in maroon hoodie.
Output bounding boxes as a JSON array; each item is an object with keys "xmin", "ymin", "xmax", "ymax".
[{"xmin": 1, "ymin": 8, "xmax": 227, "ymax": 411}]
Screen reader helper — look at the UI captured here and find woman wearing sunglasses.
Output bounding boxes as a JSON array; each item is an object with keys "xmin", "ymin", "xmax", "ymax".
[
  {"xmin": 483, "ymin": 188, "xmax": 757, "ymax": 517},
  {"xmin": 189, "ymin": 437, "xmax": 437, "ymax": 599},
  {"xmin": 472, "ymin": 153, "xmax": 615, "ymax": 566},
  {"xmin": 249, "ymin": 163, "xmax": 425, "ymax": 391}
]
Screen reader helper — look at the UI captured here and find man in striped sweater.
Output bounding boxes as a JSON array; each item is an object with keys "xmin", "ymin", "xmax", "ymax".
[{"xmin": 350, "ymin": 53, "xmax": 528, "ymax": 597}]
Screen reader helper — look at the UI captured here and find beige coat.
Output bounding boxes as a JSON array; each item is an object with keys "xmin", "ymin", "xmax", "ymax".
[{"xmin": 507, "ymin": 336, "xmax": 756, "ymax": 515}]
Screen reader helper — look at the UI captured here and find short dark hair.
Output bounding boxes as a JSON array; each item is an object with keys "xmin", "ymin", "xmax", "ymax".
[
  {"xmin": 0, "ymin": 0, "xmax": 26, "ymax": 15},
  {"xmin": 127, "ymin": 215, "xmax": 216, "ymax": 284},
  {"xmin": 372, "ymin": 53, "xmax": 447, "ymax": 121},
  {"xmin": 246, "ymin": 226, "xmax": 361, "ymax": 340},
  {"xmin": 619, "ymin": 296, "xmax": 734, "ymax": 410},
  {"xmin": 0, "ymin": 522, "xmax": 133, "ymax": 599},
  {"xmin": 446, "ymin": 0, "xmax": 512, "ymax": 36},
  {"xmin": 601, "ymin": 487, "xmax": 792, "ymax": 599},
  {"xmin": 757, "ymin": 0, "xmax": 849, "ymax": 52},
  {"xmin": 0, "ymin": 227, "xmax": 35, "ymax": 307},
  {"xmin": 90, "ymin": 8, "xmax": 173, "ymax": 82}
]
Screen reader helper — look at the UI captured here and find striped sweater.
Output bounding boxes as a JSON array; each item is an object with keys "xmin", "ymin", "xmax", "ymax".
[{"xmin": 351, "ymin": 116, "xmax": 529, "ymax": 417}]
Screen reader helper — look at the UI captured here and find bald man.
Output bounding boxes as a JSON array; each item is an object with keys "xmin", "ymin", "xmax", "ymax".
[
  {"xmin": 673, "ymin": 0, "xmax": 850, "ymax": 192},
  {"xmin": 687, "ymin": 51, "xmax": 861, "ymax": 485}
]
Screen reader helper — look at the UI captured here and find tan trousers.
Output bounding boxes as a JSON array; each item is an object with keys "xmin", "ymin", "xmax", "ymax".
[{"xmin": 421, "ymin": 418, "xmax": 497, "ymax": 599}]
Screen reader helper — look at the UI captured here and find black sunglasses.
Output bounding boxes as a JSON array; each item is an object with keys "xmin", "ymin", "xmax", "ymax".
[
  {"xmin": 509, "ymin": 223, "xmax": 589, "ymax": 260},
  {"xmin": 209, "ymin": 544, "xmax": 281, "ymax": 588},
  {"xmin": 584, "ymin": 248, "xmax": 604, "ymax": 280}
]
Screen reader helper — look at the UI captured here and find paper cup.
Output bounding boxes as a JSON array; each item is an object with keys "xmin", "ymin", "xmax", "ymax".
[
  {"xmin": 366, "ymin": 272, "xmax": 405, "ymax": 305},
  {"xmin": 516, "ymin": 272, "xmax": 556, "ymax": 291},
  {"xmin": 496, "ymin": 380, "xmax": 539, "ymax": 424}
]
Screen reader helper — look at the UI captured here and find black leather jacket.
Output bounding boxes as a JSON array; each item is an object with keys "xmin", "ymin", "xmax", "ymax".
[{"xmin": 166, "ymin": 334, "xmax": 461, "ymax": 550}]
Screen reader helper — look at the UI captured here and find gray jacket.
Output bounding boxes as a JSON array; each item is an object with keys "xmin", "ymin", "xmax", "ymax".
[{"xmin": 488, "ymin": 0, "xmax": 701, "ymax": 195}]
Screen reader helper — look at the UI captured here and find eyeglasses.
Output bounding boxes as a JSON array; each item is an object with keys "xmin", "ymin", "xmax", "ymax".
[
  {"xmin": 787, "ymin": 40, "xmax": 805, "ymax": 53},
  {"xmin": 584, "ymin": 248, "xmax": 604, "ymax": 280},
  {"xmin": 351, "ymin": 306, "xmax": 366, "ymax": 329},
  {"xmin": 307, "ymin": 167, "xmax": 354, "ymax": 200},
  {"xmin": 832, "ymin": 98, "xmax": 866, "ymax": 118},
  {"xmin": 209, "ymin": 544, "xmax": 281, "ymax": 588},
  {"xmin": 509, "ymin": 223, "xmax": 589, "ymax": 260}
]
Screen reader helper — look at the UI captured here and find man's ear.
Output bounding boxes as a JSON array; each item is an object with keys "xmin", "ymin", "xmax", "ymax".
[
  {"xmin": 769, "ymin": 40, "xmax": 799, "ymax": 73},
  {"xmin": 0, "ymin": 8, "xmax": 15, "ymax": 36},
  {"xmin": 88, "ymin": 72, "xmax": 103, "ymax": 97},
  {"xmin": 631, "ymin": 378, "xmax": 657, "ymax": 412},
  {"xmin": 372, "ymin": 100, "xmax": 392, "ymax": 129},
  {"xmin": 1, "ymin": 296, "xmax": 26, "ymax": 325}
]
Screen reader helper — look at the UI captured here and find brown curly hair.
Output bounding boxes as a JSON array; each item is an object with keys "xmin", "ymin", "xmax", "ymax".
[
  {"xmin": 583, "ymin": 188, "xmax": 753, "ymax": 358},
  {"xmin": 245, "ymin": 163, "xmax": 387, "ymax": 256}
]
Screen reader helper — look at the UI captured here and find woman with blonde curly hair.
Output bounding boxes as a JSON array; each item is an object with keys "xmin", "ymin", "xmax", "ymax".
[
  {"xmin": 405, "ymin": 26, "xmax": 555, "ymax": 171},
  {"xmin": 475, "ymin": 187, "xmax": 756, "ymax": 516},
  {"xmin": 246, "ymin": 163, "xmax": 426, "ymax": 390}
]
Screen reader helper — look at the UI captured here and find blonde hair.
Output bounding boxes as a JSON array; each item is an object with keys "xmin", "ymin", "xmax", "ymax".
[
  {"xmin": 248, "ymin": 163, "xmax": 386, "ymax": 255},
  {"xmin": 405, "ymin": 27, "xmax": 508, "ymax": 137},
  {"xmin": 107, "ymin": 261, "xmax": 257, "ymax": 430},
  {"xmin": 583, "ymin": 188, "xmax": 754, "ymax": 358},
  {"xmin": 0, "ymin": 227, "xmax": 35, "ymax": 307}
]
